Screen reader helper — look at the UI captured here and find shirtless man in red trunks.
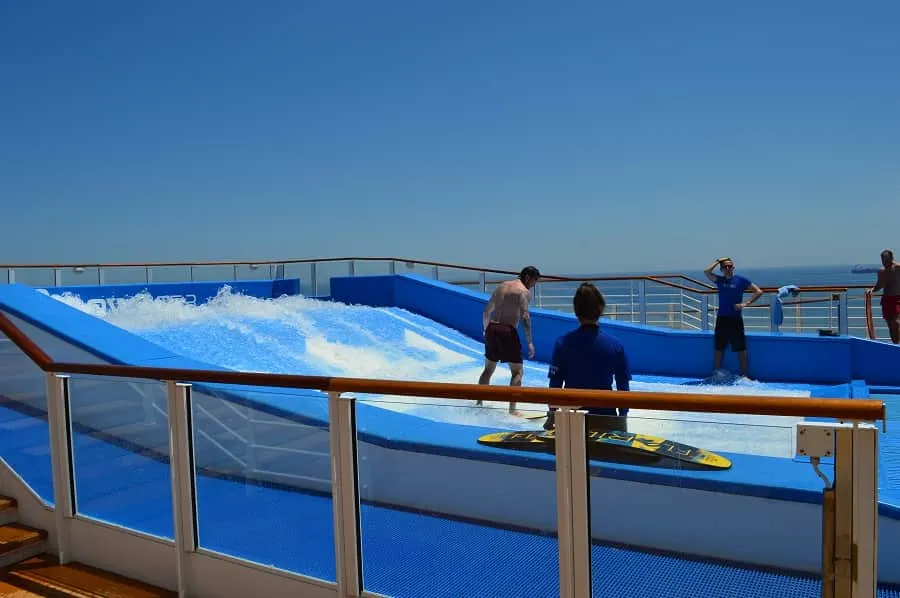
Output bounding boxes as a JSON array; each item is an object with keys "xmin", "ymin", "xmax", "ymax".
[
  {"xmin": 867, "ymin": 249, "xmax": 900, "ymax": 344},
  {"xmin": 475, "ymin": 266, "xmax": 540, "ymax": 415}
]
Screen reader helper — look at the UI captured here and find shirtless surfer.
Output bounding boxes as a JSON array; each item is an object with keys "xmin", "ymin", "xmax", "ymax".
[
  {"xmin": 476, "ymin": 266, "xmax": 541, "ymax": 415},
  {"xmin": 867, "ymin": 249, "xmax": 900, "ymax": 344}
]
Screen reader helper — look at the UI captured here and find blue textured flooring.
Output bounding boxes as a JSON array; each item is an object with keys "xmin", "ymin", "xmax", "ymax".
[{"xmin": 2, "ymin": 403, "xmax": 900, "ymax": 598}]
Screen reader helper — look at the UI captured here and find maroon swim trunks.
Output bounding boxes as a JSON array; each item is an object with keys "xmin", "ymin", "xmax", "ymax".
[
  {"xmin": 484, "ymin": 322, "xmax": 523, "ymax": 364},
  {"xmin": 882, "ymin": 295, "xmax": 900, "ymax": 321}
]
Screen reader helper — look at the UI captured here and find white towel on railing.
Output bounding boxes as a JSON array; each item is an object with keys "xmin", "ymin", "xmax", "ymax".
[{"xmin": 772, "ymin": 285, "xmax": 800, "ymax": 327}]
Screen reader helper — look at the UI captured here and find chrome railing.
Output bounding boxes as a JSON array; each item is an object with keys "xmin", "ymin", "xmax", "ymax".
[{"xmin": 0, "ymin": 258, "xmax": 888, "ymax": 340}]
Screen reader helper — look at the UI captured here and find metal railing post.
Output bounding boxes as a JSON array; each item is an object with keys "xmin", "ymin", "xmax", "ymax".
[
  {"xmin": 329, "ymin": 391, "xmax": 362, "ymax": 598},
  {"xmin": 166, "ymin": 381, "xmax": 198, "ymax": 598},
  {"xmin": 839, "ymin": 292, "xmax": 849, "ymax": 336},
  {"xmin": 310, "ymin": 262, "xmax": 319, "ymax": 296},
  {"xmin": 46, "ymin": 373, "xmax": 75, "ymax": 564},
  {"xmin": 700, "ymin": 295, "xmax": 710, "ymax": 331},
  {"xmin": 389, "ymin": 260, "xmax": 397, "ymax": 275},
  {"xmin": 554, "ymin": 407, "xmax": 590, "ymax": 598},
  {"xmin": 53, "ymin": 268, "xmax": 61, "ymax": 287},
  {"xmin": 637, "ymin": 280, "xmax": 647, "ymax": 325},
  {"xmin": 7, "ymin": 269, "xmax": 14, "ymax": 284},
  {"xmin": 349, "ymin": 260, "xmax": 356, "ymax": 276},
  {"xmin": 771, "ymin": 295, "xmax": 779, "ymax": 332},
  {"xmin": 480, "ymin": 271, "xmax": 487, "ymax": 294}
]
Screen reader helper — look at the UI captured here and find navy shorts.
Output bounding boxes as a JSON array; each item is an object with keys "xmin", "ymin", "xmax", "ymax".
[{"xmin": 484, "ymin": 322, "xmax": 522, "ymax": 364}]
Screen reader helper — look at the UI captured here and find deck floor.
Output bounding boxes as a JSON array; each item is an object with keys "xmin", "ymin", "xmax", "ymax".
[
  {"xmin": 0, "ymin": 554, "xmax": 175, "ymax": 598},
  {"xmin": 1, "ymin": 402, "xmax": 900, "ymax": 598}
]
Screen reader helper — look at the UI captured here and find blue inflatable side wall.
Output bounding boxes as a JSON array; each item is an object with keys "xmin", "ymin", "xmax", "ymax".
[
  {"xmin": 330, "ymin": 274, "xmax": 900, "ymax": 386},
  {"xmin": 0, "ymin": 278, "xmax": 852, "ymax": 505}
]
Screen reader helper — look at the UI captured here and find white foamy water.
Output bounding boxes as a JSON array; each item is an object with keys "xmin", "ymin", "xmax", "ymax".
[{"xmin": 49, "ymin": 287, "xmax": 809, "ymax": 457}]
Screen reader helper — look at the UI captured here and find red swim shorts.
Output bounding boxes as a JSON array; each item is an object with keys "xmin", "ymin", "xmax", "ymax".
[
  {"xmin": 882, "ymin": 295, "xmax": 900, "ymax": 321},
  {"xmin": 484, "ymin": 322, "xmax": 523, "ymax": 364}
]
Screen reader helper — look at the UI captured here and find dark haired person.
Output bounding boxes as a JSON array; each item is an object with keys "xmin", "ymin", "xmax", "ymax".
[
  {"xmin": 867, "ymin": 249, "xmax": 900, "ymax": 344},
  {"xmin": 703, "ymin": 257, "xmax": 763, "ymax": 377},
  {"xmin": 543, "ymin": 282, "xmax": 631, "ymax": 432},
  {"xmin": 476, "ymin": 265, "xmax": 541, "ymax": 415}
]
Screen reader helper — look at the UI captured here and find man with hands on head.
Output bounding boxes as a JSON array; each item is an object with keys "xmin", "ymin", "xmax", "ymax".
[{"xmin": 703, "ymin": 257, "xmax": 763, "ymax": 378}]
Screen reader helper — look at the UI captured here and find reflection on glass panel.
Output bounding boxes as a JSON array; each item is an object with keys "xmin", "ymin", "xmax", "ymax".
[
  {"xmin": 314, "ymin": 261, "xmax": 351, "ymax": 297},
  {"xmin": 873, "ymin": 394, "xmax": 900, "ymax": 517},
  {"xmin": 189, "ymin": 383, "xmax": 335, "ymax": 583},
  {"xmin": 68, "ymin": 375, "xmax": 173, "ymax": 539},
  {"xmin": 0, "ymin": 337, "xmax": 54, "ymax": 502},
  {"xmin": 355, "ymin": 394, "xmax": 558, "ymax": 598},
  {"xmin": 580, "ymin": 411, "xmax": 807, "ymax": 598},
  {"xmin": 101, "ymin": 267, "xmax": 153, "ymax": 285},
  {"xmin": 351, "ymin": 260, "xmax": 393, "ymax": 277},
  {"xmin": 8, "ymin": 268, "xmax": 55, "ymax": 287}
]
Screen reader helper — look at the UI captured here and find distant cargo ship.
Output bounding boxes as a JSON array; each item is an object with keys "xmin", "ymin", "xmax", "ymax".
[{"xmin": 851, "ymin": 264, "xmax": 881, "ymax": 274}]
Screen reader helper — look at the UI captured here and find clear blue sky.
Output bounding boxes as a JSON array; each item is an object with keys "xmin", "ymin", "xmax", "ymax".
[{"xmin": 2, "ymin": 1, "xmax": 898, "ymax": 273}]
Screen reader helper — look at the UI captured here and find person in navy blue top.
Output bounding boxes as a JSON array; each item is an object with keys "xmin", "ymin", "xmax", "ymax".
[
  {"xmin": 703, "ymin": 257, "xmax": 763, "ymax": 377},
  {"xmin": 543, "ymin": 283, "xmax": 631, "ymax": 432}
]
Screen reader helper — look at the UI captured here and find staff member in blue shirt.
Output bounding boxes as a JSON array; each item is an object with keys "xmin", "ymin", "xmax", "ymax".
[
  {"xmin": 543, "ymin": 282, "xmax": 631, "ymax": 433},
  {"xmin": 703, "ymin": 257, "xmax": 763, "ymax": 378}
]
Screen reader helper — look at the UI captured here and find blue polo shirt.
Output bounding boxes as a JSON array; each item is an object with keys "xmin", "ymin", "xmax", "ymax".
[
  {"xmin": 715, "ymin": 274, "xmax": 752, "ymax": 317},
  {"xmin": 548, "ymin": 324, "xmax": 631, "ymax": 417}
]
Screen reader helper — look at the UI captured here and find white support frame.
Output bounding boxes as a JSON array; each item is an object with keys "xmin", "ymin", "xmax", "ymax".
[
  {"xmin": 553, "ymin": 407, "xmax": 591, "ymax": 598},
  {"xmin": 329, "ymin": 391, "xmax": 362, "ymax": 598},
  {"xmin": 46, "ymin": 373, "xmax": 75, "ymax": 564},
  {"xmin": 813, "ymin": 422, "xmax": 879, "ymax": 598},
  {"xmin": 846, "ymin": 423, "xmax": 878, "ymax": 598},
  {"xmin": 166, "ymin": 381, "xmax": 199, "ymax": 598}
]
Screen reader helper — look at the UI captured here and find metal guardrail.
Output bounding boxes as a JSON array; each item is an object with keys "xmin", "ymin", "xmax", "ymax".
[{"xmin": 0, "ymin": 257, "xmax": 888, "ymax": 341}]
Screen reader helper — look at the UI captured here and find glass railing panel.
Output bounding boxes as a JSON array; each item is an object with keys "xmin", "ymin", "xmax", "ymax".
[
  {"xmin": 313, "ymin": 261, "xmax": 352, "ymax": 297},
  {"xmin": 580, "ymin": 410, "xmax": 809, "ymax": 598},
  {"xmin": 57, "ymin": 267, "xmax": 103, "ymax": 286},
  {"xmin": 872, "ymin": 393, "xmax": 900, "ymax": 515},
  {"xmin": 232, "ymin": 264, "xmax": 277, "ymax": 280},
  {"xmin": 145, "ymin": 266, "xmax": 193, "ymax": 284},
  {"xmin": 188, "ymin": 383, "xmax": 335, "ymax": 583},
  {"xmin": 393, "ymin": 261, "xmax": 439, "ymax": 280},
  {"xmin": 67, "ymin": 374, "xmax": 173, "ymax": 539},
  {"xmin": 99, "ymin": 266, "xmax": 154, "ymax": 285},
  {"xmin": 187, "ymin": 265, "xmax": 238, "ymax": 282},
  {"xmin": 0, "ymin": 335, "xmax": 54, "ymax": 502},
  {"xmin": 8, "ymin": 268, "xmax": 56, "ymax": 287},
  {"xmin": 351, "ymin": 260, "xmax": 393, "ymax": 277},
  {"xmin": 283, "ymin": 262, "xmax": 314, "ymax": 296},
  {"xmin": 354, "ymin": 394, "xmax": 558, "ymax": 598},
  {"xmin": 435, "ymin": 266, "xmax": 483, "ymax": 289}
]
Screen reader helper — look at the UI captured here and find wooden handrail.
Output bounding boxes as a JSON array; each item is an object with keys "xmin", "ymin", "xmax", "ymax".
[
  {"xmin": 0, "ymin": 312, "xmax": 52, "ymax": 369},
  {"xmin": 329, "ymin": 377, "xmax": 885, "ymax": 420},
  {"xmin": 0, "ymin": 310, "xmax": 885, "ymax": 421}
]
